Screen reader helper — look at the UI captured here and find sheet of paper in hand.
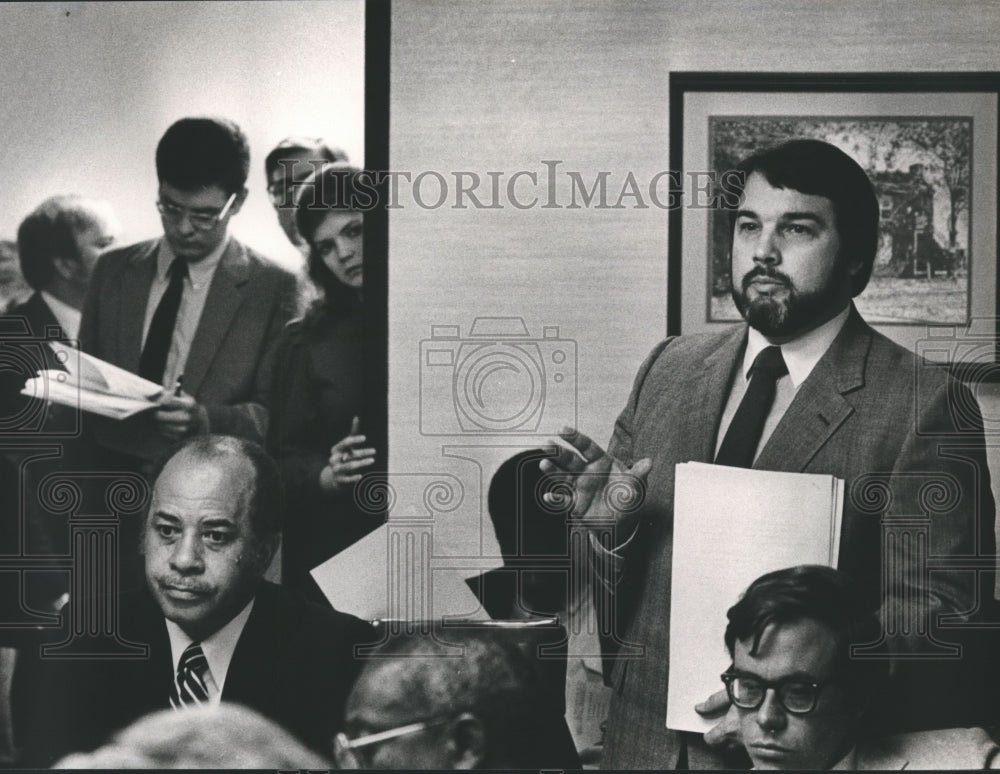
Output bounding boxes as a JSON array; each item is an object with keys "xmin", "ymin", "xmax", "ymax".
[
  {"xmin": 666, "ymin": 461, "xmax": 844, "ymax": 733},
  {"xmin": 19, "ymin": 341, "xmax": 161, "ymax": 420}
]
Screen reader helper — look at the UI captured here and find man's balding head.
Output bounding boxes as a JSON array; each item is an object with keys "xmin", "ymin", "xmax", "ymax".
[
  {"xmin": 143, "ymin": 436, "xmax": 281, "ymax": 641},
  {"xmin": 340, "ymin": 633, "xmax": 563, "ymax": 769}
]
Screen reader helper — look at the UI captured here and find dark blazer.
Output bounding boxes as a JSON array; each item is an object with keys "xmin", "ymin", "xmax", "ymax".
[
  {"xmin": 78, "ymin": 238, "xmax": 298, "ymax": 464},
  {"xmin": 18, "ymin": 581, "xmax": 375, "ymax": 767},
  {"xmin": 0, "ymin": 292, "xmax": 71, "ymax": 432},
  {"xmin": 266, "ymin": 306, "xmax": 381, "ymax": 596},
  {"xmin": 0, "ymin": 293, "xmax": 79, "ymax": 616},
  {"xmin": 5, "ymin": 291, "xmax": 65, "ymax": 338},
  {"xmin": 597, "ymin": 306, "xmax": 997, "ymax": 768}
]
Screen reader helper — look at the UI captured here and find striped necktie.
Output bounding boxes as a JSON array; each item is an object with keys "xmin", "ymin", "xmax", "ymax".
[{"xmin": 169, "ymin": 641, "xmax": 210, "ymax": 709}]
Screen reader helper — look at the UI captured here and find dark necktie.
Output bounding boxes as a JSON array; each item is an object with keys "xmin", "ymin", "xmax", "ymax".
[
  {"xmin": 138, "ymin": 258, "xmax": 187, "ymax": 385},
  {"xmin": 714, "ymin": 346, "xmax": 788, "ymax": 468},
  {"xmin": 169, "ymin": 641, "xmax": 210, "ymax": 709}
]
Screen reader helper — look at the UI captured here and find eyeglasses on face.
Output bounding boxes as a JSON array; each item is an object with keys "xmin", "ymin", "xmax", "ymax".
[
  {"xmin": 155, "ymin": 193, "xmax": 236, "ymax": 231},
  {"xmin": 332, "ymin": 716, "xmax": 452, "ymax": 767},
  {"xmin": 720, "ymin": 670, "xmax": 825, "ymax": 715}
]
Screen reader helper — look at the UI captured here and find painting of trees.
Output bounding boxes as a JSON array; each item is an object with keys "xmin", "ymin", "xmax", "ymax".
[{"xmin": 707, "ymin": 115, "xmax": 971, "ymax": 325}]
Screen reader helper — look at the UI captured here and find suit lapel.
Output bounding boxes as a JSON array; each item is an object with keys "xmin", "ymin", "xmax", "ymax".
[
  {"xmin": 220, "ymin": 586, "xmax": 278, "ymax": 709},
  {"xmin": 21, "ymin": 293, "xmax": 62, "ymax": 337},
  {"xmin": 119, "ymin": 242, "xmax": 159, "ymax": 371},
  {"xmin": 754, "ymin": 307, "xmax": 871, "ymax": 472},
  {"xmin": 121, "ymin": 590, "xmax": 175, "ymax": 711},
  {"xmin": 182, "ymin": 240, "xmax": 249, "ymax": 396},
  {"xmin": 20, "ymin": 296, "xmax": 66, "ymax": 371}
]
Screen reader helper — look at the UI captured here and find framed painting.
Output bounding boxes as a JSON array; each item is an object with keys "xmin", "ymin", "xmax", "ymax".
[{"xmin": 667, "ymin": 73, "xmax": 1000, "ymax": 366}]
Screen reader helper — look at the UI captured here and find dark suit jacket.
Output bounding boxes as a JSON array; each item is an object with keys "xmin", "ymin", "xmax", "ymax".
[
  {"xmin": 266, "ymin": 305, "xmax": 381, "ymax": 597},
  {"xmin": 0, "ymin": 293, "xmax": 80, "ymax": 615},
  {"xmin": 18, "ymin": 581, "xmax": 375, "ymax": 766},
  {"xmin": 78, "ymin": 238, "xmax": 298, "ymax": 464},
  {"xmin": 597, "ymin": 306, "xmax": 997, "ymax": 768},
  {"xmin": 0, "ymin": 292, "xmax": 72, "ymax": 434}
]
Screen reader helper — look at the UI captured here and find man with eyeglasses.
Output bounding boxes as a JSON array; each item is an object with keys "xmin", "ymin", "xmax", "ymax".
[
  {"xmin": 723, "ymin": 565, "xmax": 999, "ymax": 770},
  {"xmin": 77, "ymin": 116, "xmax": 298, "ymax": 590},
  {"xmin": 78, "ymin": 117, "xmax": 298, "ymax": 468},
  {"xmin": 335, "ymin": 632, "xmax": 581, "ymax": 769},
  {"xmin": 264, "ymin": 136, "xmax": 348, "ymax": 252}
]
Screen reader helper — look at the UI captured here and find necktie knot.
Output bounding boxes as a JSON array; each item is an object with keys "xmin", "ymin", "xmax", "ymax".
[
  {"xmin": 714, "ymin": 345, "xmax": 788, "ymax": 469},
  {"xmin": 167, "ymin": 257, "xmax": 189, "ymax": 282},
  {"xmin": 750, "ymin": 346, "xmax": 787, "ymax": 381}
]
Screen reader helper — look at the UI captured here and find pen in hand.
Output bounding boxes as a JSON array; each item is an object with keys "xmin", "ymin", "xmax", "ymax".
[{"xmin": 173, "ymin": 375, "xmax": 184, "ymax": 397}]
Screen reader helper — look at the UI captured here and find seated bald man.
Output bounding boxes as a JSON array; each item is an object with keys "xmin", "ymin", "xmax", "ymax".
[
  {"xmin": 723, "ymin": 565, "xmax": 1000, "ymax": 770},
  {"xmin": 19, "ymin": 435, "xmax": 374, "ymax": 766}
]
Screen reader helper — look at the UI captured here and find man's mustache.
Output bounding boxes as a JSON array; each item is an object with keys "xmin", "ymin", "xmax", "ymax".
[{"xmin": 741, "ymin": 266, "xmax": 793, "ymax": 292}]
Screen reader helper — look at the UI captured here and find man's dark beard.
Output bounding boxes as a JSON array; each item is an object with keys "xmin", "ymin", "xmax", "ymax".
[{"xmin": 730, "ymin": 266, "xmax": 844, "ymax": 338}]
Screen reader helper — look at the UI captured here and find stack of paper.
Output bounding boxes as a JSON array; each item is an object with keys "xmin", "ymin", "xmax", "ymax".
[
  {"xmin": 666, "ymin": 461, "xmax": 844, "ymax": 733},
  {"xmin": 20, "ymin": 342, "xmax": 161, "ymax": 420}
]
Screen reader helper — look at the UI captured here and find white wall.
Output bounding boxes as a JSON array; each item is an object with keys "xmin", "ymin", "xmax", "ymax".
[{"xmin": 0, "ymin": 1, "xmax": 365, "ymax": 271}]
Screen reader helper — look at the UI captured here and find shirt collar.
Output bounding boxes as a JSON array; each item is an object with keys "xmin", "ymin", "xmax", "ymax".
[
  {"xmin": 743, "ymin": 305, "xmax": 851, "ymax": 388},
  {"xmin": 164, "ymin": 596, "xmax": 255, "ymax": 693},
  {"xmin": 38, "ymin": 290, "xmax": 81, "ymax": 339},
  {"xmin": 156, "ymin": 237, "xmax": 229, "ymax": 290}
]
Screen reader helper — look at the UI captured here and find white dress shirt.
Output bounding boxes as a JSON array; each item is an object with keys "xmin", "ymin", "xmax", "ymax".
[
  {"xmin": 141, "ymin": 238, "xmax": 228, "ymax": 390},
  {"xmin": 714, "ymin": 305, "xmax": 851, "ymax": 462},
  {"xmin": 164, "ymin": 598, "xmax": 254, "ymax": 705}
]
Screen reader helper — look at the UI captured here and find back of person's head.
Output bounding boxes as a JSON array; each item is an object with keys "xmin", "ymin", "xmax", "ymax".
[
  {"xmin": 482, "ymin": 448, "xmax": 572, "ymax": 616},
  {"xmin": 16, "ymin": 195, "xmax": 108, "ymax": 291},
  {"xmin": 150, "ymin": 434, "xmax": 283, "ymax": 544},
  {"xmin": 156, "ymin": 116, "xmax": 250, "ymax": 195},
  {"xmin": 727, "ymin": 139, "xmax": 880, "ymax": 297},
  {"xmin": 264, "ymin": 135, "xmax": 348, "ymax": 181},
  {"xmin": 53, "ymin": 703, "xmax": 331, "ymax": 769},
  {"xmin": 725, "ymin": 565, "xmax": 889, "ymax": 707},
  {"xmin": 344, "ymin": 632, "xmax": 567, "ymax": 769},
  {"xmin": 488, "ymin": 448, "xmax": 571, "ymax": 561}
]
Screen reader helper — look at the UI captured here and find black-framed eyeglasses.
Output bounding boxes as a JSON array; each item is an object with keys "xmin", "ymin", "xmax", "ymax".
[
  {"xmin": 720, "ymin": 670, "xmax": 825, "ymax": 715},
  {"xmin": 156, "ymin": 193, "xmax": 236, "ymax": 231},
  {"xmin": 332, "ymin": 716, "xmax": 452, "ymax": 767}
]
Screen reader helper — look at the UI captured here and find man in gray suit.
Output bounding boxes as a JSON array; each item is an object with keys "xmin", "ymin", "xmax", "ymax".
[
  {"xmin": 79, "ymin": 117, "xmax": 298, "ymax": 468},
  {"xmin": 544, "ymin": 139, "xmax": 997, "ymax": 768},
  {"xmin": 78, "ymin": 117, "xmax": 297, "ymax": 589}
]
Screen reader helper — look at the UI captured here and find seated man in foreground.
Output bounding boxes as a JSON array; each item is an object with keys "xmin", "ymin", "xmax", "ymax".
[
  {"xmin": 336, "ymin": 630, "xmax": 581, "ymax": 770},
  {"xmin": 19, "ymin": 435, "xmax": 374, "ymax": 766},
  {"xmin": 723, "ymin": 565, "xmax": 999, "ymax": 770}
]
